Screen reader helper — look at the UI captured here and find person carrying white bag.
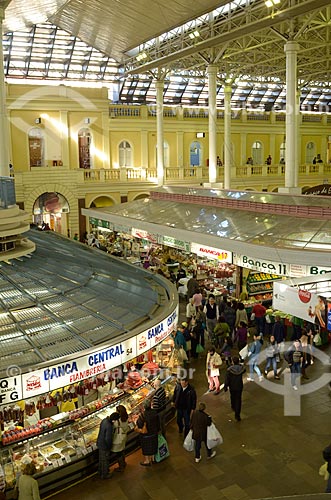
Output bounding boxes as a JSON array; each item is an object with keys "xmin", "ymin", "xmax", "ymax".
[{"xmin": 190, "ymin": 402, "xmax": 219, "ymax": 463}]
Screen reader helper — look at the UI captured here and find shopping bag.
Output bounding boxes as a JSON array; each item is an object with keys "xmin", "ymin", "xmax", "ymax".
[
  {"xmin": 207, "ymin": 423, "xmax": 223, "ymax": 449},
  {"xmin": 179, "ymin": 346, "xmax": 188, "ymax": 362},
  {"xmin": 183, "ymin": 429, "xmax": 195, "ymax": 452},
  {"xmin": 314, "ymin": 333, "xmax": 322, "ymax": 346},
  {"xmin": 155, "ymin": 434, "xmax": 170, "ymax": 463},
  {"xmin": 239, "ymin": 344, "xmax": 249, "ymax": 360},
  {"xmin": 319, "ymin": 462, "xmax": 329, "ymax": 480},
  {"xmin": 196, "ymin": 344, "xmax": 205, "ymax": 354}
]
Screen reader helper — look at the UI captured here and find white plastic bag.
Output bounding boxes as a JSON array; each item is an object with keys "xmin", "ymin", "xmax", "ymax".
[
  {"xmin": 183, "ymin": 429, "xmax": 194, "ymax": 452},
  {"xmin": 319, "ymin": 462, "xmax": 329, "ymax": 480},
  {"xmin": 207, "ymin": 423, "xmax": 223, "ymax": 449},
  {"xmin": 239, "ymin": 344, "xmax": 249, "ymax": 360}
]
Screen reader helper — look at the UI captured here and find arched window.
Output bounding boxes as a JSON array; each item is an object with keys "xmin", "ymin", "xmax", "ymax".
[
  {"xmin": 119, "ymin": 141, "xmax": 133, "ymax": 167},
  {"xmin": 190, "ymin": 141, "xmax": 202, "ymax": 167},
  {"xmin": 78, "ymin": 128, "xmax": 92, "ymax": 169},
  {"xmin": 29, "ymin": 128, "xmax": 44, "ymax": 167},
  {"xmin": 305, "ymin": 141, "xmax": 316, "ymax": 164},
  {"xmin": 252, "ymin": 141, "xmax": 263, "ymax": 165},
  {"xmin": 280, "ymin": 142, "xmax": 286, "ymax": 162}
]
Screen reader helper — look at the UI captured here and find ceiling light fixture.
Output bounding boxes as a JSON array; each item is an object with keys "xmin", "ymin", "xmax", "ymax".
[
  {"xmin": 189, "ymin": 30, "xmax": 200, "ymax": 39},
  {"xmin": 136, "ymin": 52, "xmax": 148, "ymax": 62},
  {"xmin": 265, "ymin": 0, "xmax": 280, "ymax": 7}
]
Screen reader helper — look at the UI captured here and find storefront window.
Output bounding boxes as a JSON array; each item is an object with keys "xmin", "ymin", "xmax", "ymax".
[
  {"xmin": 119, "ymin": 141, "xmax": 133, "ymax": 167},
  {"xmin": 78, "ymin": 128, "xmax": 92, "ymax": 169},
  {"xmin": 305, "ymin": 141, "xmax": 316, "ymax": 164},
  {"xmin": 190, "ymin": 141, "xmax": 202, "ymax": 166},
  {"xmin": 252, "ymin": 141, "xmax": 263, "ymax": 165}
]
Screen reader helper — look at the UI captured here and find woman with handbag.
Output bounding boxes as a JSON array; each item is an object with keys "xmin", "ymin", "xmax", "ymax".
[
  {"xmin": 111, "ymin": 405, "xmax": 130, "ymax": 472},
  {"xmin": 136, "ymin": 399, "xmax": 160, "ymax": 466}
]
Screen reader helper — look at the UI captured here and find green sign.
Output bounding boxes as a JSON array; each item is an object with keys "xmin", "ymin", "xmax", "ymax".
[
  {"xmin": 90, "ymin": 217, "xmax": 111, "ymax": 229},
  {"xmin": 160, "ymin": 235, "xmax": 190, "ymax": 252}
]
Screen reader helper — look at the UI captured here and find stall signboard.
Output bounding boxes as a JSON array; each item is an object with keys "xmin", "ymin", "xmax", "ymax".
[
  {"xmin": 0, "ymin": 376, "xmax": 22, "ymax": 405},
  {"xmin": 113, "ymin": 224, "xmax": 132, "ymax": 234},
  {"xmin": 159, "ymin": 235, "xmax": 190, "ymax": 252},
  {"xmin": 132, "ymin": 228, "xmax": 158, "ymax": 243},
  {"xmin": 8, "ymin": 306, "xmax": 179, "ymax": 400},
  {"xmin": 234, "ymin": 254, "xmax": 289, "ymax": 276},
  {"xmin": 191, "ymin": 242, "xmax": 232, "ymax": 262},
  {"xmin": 273, "ymin": 282, "xmax": 328, "ymax": 329},
  {"xmin": 234, "ymin": 253, "xmax": 331, "ymax": 278},
  {"xmin": 89, "ymin": 217, "xmax": 111, "ymax": 229},
  {"xmin": 22, "ymin": 369, "xmax": 50, "ymax": 399}
]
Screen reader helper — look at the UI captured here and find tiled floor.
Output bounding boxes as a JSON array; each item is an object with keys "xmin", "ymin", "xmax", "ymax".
[{"xmin": 45, "ymin": 347, "xmax": 331, "ymax": 500}]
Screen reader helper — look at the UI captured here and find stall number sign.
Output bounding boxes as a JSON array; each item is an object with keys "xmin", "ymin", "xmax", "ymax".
[
  {"xmin": 159, "ymin": 235, "xmax": 190, "ymax": 252},
  {"xmin": 191, "ymin": 242, "xmax": 232, "ymax": 262},
  {"xmin": 0, "ymin": 376, "xmax": 22, "ymax": 405},
  {"xmin": 234, "ymin": 253, "xmax": 331, "ymax": 278}
]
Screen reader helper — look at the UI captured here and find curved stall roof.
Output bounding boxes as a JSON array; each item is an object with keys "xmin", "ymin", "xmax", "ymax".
[{"xmin": 0, "ymin": 229, "xmax": 175, "ymax": 377}]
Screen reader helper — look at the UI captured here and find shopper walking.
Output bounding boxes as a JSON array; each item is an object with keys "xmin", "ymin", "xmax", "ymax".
[
  {"xmin": 264, "ymin": 335, "xmax": 280, "ymax": 379},
  {"xmin": 97, "ymin": 412, "xmax": 120, "ymax": 479},
  {"xmin": 272, "ymin": 315, "xmax": 285, "ymax": 359},
  {"xmin": 224, "ymin": 356, "xmax": 246, "ymax": 421},
  {"xmin": 186, "ymin": 297, "xmax": 196, "ymax": 326},
  {"xmin": 190, "ymin": 402, "xmax": 216, "ymax": 462},
  {"xmin": 136, "ymin": 399, "xmax": 160, "ymax": 466},
  {"xmin": 173, "ymin": 378, "xmax": 197, "ymax": 437},
  {"xmin": 203, "ymin": 295, "xmax": 219, "ymax": 340},
  {"xmin": 247, "ymin": 333, "xmax": 263, "ymax": 382},
  {"xmin": 206, "ymin": 347, "xmax": 222, "ymax": 394},
  {"xmin": 235, "ymin": 321, "xmax": 248, "ymax": 356},
  {"xmin": 235, "ymin": 302, "xmax": 248, "ymax": 329},
  {"xmin": 111, "ymin": 405, "xmax": 130, "ymax": 472},
  {"xmin": 251, "ymin": 300, "xmax": 266, "ymax": 335},
  {"xmin": 284, "ymin": 339, "xmax": 303, "ymax": 390}
]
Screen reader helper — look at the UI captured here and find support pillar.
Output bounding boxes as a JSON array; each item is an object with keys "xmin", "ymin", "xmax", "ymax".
[
  {"xmin": 280, "ymin": 41, "xmax": 301, "ymax": 194},
  {"xmin": 155, "ymin": 80, "xmax": 164, "ymax": 185},
  {"xmin": 0, "ymin": 9, "xmax": 10, "ymax": 177},
  {"xmin": 141, "ymin": 130, "xmax": 148, "ymax": 168},
  {"xmin": 59, "ymin": 111, "xmax": 70, "ymax": 167},
  {"xmin": 224, "ymin": 85, "xmax": 232, "ymax": 189},
  {"xmin": 101, "ymin": 111, "xmax": 110, "ymax": 169},
  {"xmin": 208, "ymin": 64, "xmax": 217, "ymax": 184}
]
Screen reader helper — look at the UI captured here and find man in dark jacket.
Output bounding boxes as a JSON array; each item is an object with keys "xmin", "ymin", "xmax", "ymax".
[
  {"xmin": 173, "ymin": 378, "xmax": 197, "ymax": 437},
  {"xmin": 224, "ymin": 356, "xmax": 246, "ymax": 422},
  {"xmin": 97, "ymin": 412, "xmax": 120, "ymax": 479}
]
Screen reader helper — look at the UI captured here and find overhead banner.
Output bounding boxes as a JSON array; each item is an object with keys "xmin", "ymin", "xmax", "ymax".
[
  {"xmin": 191, "ymin": 242, "xmax": 232, "ymax": 262},
  {"xmin": 131, "ymin": 228, "xmax": 158, "ymax": 243},
  {"xmin": 159, "ymin": 235, "xmax": 191, "ymax": 252},
  {"xmin": 234, "ymin": 253, "xmax": 331, "ymax": 278},
  {"xmin": 2, "ymin": 306, "xmax": 179, "ymax": 402},
  {"xmin": 273, "ymin": 282, "xmax": 327, "ymax": 329}
]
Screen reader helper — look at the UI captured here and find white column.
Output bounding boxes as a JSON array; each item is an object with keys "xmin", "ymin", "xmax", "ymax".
[
  {"xmin": 141, "ymin": 130, "xmax": 148, "ymax": 168},
  {"xmin": 101, "ymin": 111, "xmax": 110, "ymax": 169},
  {"xmin": 208, "ymin": 64, "xmax": 217, "ymax": 184},
  {"xmin": 155, "ymin": 80, "xmax": 164, "ymax": 185},
  {"xmin": 177, "ymin": 131, "xmax": 184, "ymax": 168},
  {"xmin": 0, "ymin": 9, "xmax": 10, "ymax": 177},
  {"xmin": 224, "ymin": 85, "xmax": 232, "ymax": 189},
  {"xmin": 284, "ymin": 41, "xmax": 300, "ymax": 189},
  {"xmin": 59, "ymin": 111, "xmax": 70, "ymax": 167},
  {"xmin": 240, "ymin": 133, "xmax": 246, "ymax": 166}
]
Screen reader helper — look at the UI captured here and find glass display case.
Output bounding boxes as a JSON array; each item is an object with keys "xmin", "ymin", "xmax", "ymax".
[{"xmin": 0, "ymin": 376, "xmax": 177, "ymax": 495}]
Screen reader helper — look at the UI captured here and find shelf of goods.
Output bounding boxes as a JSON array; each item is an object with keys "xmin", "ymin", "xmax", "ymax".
[
  {"xmin": 246, "ymin": 272, "xmax": 281, "ymax": 300},
  {"xmin": 1, "ymin": 376, "xmax": 176, "ymax": 498}
]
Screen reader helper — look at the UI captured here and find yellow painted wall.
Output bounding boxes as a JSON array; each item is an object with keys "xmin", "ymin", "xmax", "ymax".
[{"xmin": 110, "ymin": 131, "xmax": 142, "ymax": 168}]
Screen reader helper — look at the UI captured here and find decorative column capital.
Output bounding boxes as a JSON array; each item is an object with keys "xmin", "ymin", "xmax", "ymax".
[
  {"xmin": 207, "ymin": 64, "xmax": 218, "ymax": 75},
  {"xmin": 284, "ymin": 40, "xmax": 300, "ymax": 54}
]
